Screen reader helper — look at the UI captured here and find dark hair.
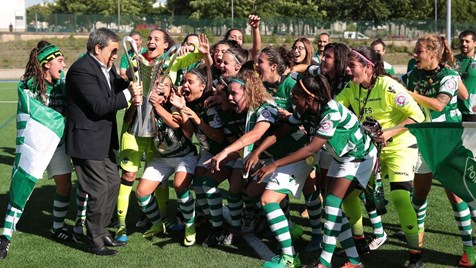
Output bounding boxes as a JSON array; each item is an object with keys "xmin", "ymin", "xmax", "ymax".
[
  {"xmin": 224, "ymin": 28, "xmax": 243, "ymax": 43},
  {"xmin": 188, "ymin": 66, "xmax": 212, "ymax": 96},
  {"xmin": 348, "ymin": 46, "xmax": 386, "ymax": 83},
  {"xmin": 152, "ymin": 29, "xmax": 176, "ymax": 51},
  {"xmin": 22, "ymin": 41, "xmax": 53, "ymax": 105},
  {"xmin": 371, "ymin": 38, "xmax": 386, "ymax": 50},
  {"xmin": 225, "ymin": 47, "xmax": 249, "ymax": 65},
  {"xmin": 260, "ymin": 46, "xmax": 294, "ymax": 75},
  {"xmin": 459, "ymin": 30, "xmax": 476, "ymax": 42},
  {"xmin": 292, "ymin": 37, "xmax": 314, "ymax": 65},
  {"xmin": 213, "ymin": 39, "xmax": 240, "ymax": 50},
  {"xmin": 293, "ymin": 73, "xmax": 332, "ymax": 106},
  {"xmin": 129, "ymin": 30, "xmax": 142, "ymax": 39},
  {"xmin": 182, "ymin": 33, "xmax": 199, "ymax": 45},
  {"xmin": 323, "ymin": 43, "xmax": 350, "ymax": 90},
  {"xmin": 86, "ymin": 27, "xmax": 120, "ymax": 52}
]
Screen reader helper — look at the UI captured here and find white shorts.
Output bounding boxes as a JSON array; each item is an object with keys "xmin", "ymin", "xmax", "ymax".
[
  {"xmin": 415, "ymin": 152, "xmax": 431, "ymax": 174},
  {"xmin": 46, "ymin": 144, "xmax": 73, "ymax": 178},
  {"xmin": 327, "ymin": 146, "xmax": 377, "ymax": 188},
  {"xmin": 262, "ymin": 159, "xmax": 313, "ymax": 199},
  {"xmin": 319, "ymin": 150, "xmax": 333, "ymax": 170},
  {"xmin": 142, "ymin": 153, "xmax": 198, "ymax": 183}
]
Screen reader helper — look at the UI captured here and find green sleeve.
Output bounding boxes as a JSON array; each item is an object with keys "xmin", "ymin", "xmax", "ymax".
[{"xmin": 120, "ymin": 53, "xmax": 129, "ymax": 70}]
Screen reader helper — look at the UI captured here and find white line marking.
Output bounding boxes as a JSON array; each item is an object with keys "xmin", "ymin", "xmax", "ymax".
[{"xmin": 223, "ymin": 206, "xmax": 275, "ymax": 261}]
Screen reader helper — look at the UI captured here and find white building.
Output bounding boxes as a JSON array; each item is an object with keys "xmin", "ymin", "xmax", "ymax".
[{"xmin": 0, "ymin": 0, "xmax": 26, "ymax": 31}]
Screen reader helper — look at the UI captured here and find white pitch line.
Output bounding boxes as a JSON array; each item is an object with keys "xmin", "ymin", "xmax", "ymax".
[
  {"xmin": 222, "ymin": 205, "xmax": 275, "ymax": 261},
  {"xmin": 0, "ymin": 101, "xmax": 17, "ymax": 104}
]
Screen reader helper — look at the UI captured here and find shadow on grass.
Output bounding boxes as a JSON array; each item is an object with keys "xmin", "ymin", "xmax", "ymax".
[{"xmin": 0, "ymin": 146, "xmax": 15, "ymax": 166}]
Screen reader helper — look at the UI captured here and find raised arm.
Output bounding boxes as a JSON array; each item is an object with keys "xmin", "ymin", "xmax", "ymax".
[{"xmin": 249, "ymin": 14, "xmax": 262, "ymax": 59}]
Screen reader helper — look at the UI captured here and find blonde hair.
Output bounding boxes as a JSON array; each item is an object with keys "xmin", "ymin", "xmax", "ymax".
[
  {"xmin": 232, "ymin": 70, "xmax": 273, "ymax": 110},
  {"xmin": 417, "ymin": 33, "xmax": 454, "ymax": 67}
]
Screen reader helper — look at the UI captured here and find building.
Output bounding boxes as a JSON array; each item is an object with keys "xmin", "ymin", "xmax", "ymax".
[{"xmin": 0, "ymin": 0, "xmax": 26, "ymax": 32}]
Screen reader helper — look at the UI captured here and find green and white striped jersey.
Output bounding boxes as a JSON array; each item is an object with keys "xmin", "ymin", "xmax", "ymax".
[
  {"xmin": 153, "ymin": 105, "xmax": 196, "ymax": 158},
  {"xmin": 289, "ymin": 100, "xmax": 374, "ymax": 162},
  {"xmin": 402, "ymin": 66, "xmax": 461, "ymax": 122}
]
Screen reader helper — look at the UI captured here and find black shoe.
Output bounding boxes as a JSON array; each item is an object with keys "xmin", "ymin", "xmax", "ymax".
[
  {"xmin": 108, "ymin": 217, "xmax": 120, "ymax": 228},
  {"xmin": 51, "ymin": 228, "xmax": 77, "ymax": 242},
  {"xmin": 89, "ymin": 246, "xmax": 119, "ymax": 256},
  {"xmin": 103, "ymin": 235, "xmax": 126, "ymax": 247},
  {"xmin": 0, "ymin": 236, "xmax": 10, "ymax": 259},
  {"xmin": 408, "ymin": 252, "xmax": 423, "ymax": 268},
  {"xmin": 202, "ymin": 229, "xmax": 225, "ymax": 247},
  {"xmin": 355, "ymin": 238, "xmax": 370, "ymax": 256},
  {"xmin": 336, "ymin": 238, "xmax": 370, "ymax": 257}
]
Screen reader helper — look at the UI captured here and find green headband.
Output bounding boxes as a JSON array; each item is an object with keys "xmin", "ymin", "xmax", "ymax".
[
  {"xmin": 37, "ymin": 45, "xmax": 63, "ymax": 66},
  {"xmin": 230, "ymin": 78, "xmax": 245, "ymax": 86}
]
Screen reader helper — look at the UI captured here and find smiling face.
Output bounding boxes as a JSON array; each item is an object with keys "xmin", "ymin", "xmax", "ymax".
[
  {"xmin": 152, "ymin": 76, "xmax": 172, "ymax": 105},
  {"xmin": 181, "ymin": 72, "xmax": 206, "ymax": 102},
  {"xmin": 255, "ymin": 52, "xmax": 276, "ymax": 83},
  {"xmin": 413, "ymin": 41, "xmax": 437, "ymax": 70},
  {"xmin": 460, "ymin": 34, "xmax": 476, "ymax": 57},
  {"xmin": 320, "ymin": 49, "xmax": 335, "ymax": 76},
  {"xmin": 293, "ymin": 41, "xmax": 307, "ymax": 64},
  {"xmin": 228, "ymin": 82, "xmax": 248, "ymax": 113},
  {"xmin": 372, "ymin": 43, "xmax": 385, "ymax": 57},
  {"xmin": 347, "ymin": 58, "xmax": 373, "ymax": 87},
  {"xmin": 220, "ymin": 51, "xmax": 241, "ymax": 77},
  {"xmin": 44, "ymin": 55, "xmax": 66, "ymax": 82},
  {"xmin": 317, "ymin": 34, "xmax": 330, "ymax": 54},
  {"xmin": 213, "ymin": 43, "xmax": 230, "ymax": 68},
  {"xmin": 95, "ymin": 40, "xmax": 119, "ymax": 68},
  {"xmin": 146, "ymin": 30, "xmax": 169, "ymax": 59},
  {"xmin": 227, "ymin": 30, "xmax": 243, "ymax": 46}
]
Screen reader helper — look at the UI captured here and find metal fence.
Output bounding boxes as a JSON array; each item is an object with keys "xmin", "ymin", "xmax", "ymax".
[{"xmin": 27, "ymin": 13, "xmax": 473, "ymax": 39}]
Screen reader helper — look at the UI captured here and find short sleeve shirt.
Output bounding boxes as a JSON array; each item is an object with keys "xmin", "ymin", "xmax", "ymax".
[
  {"xmin": 289, "ymin": 100, "xmax": 374, "ymax": 162},
  {"xmin": 402, "ymin": 67, "xmax": 461, "ymax": 122}
]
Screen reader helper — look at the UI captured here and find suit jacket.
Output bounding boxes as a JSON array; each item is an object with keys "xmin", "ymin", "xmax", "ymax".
[{"xmin": 66, "ymin": 53, "xmax": 129, "ymax": 161}]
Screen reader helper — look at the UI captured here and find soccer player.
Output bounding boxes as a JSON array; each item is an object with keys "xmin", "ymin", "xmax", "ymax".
[
  {"xmin": 0, "ymin": 41, "xmax": 76, "ymax": 259},
  {"xmin": 338, "ymin": 46, "xmax": 425, "ymax": 267},
  {"xmin": 254, "ymin": 74, "xmax": 377, "ymax": 268},
  {"xmin": 134, "ymin": 75, "xmax": 199, "ymax": 246},
  {"xmin": 403, "ymin": 34, "xmax": 476, "ymax": 268},
  {"xmin": 115, "ymin": 29, "xmax": 205, "ymax": 243}
]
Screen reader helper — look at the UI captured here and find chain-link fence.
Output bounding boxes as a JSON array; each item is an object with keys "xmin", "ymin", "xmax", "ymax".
[{"xmin": 26, "ymin": 13, "xmax": 473, "ymax": 40}]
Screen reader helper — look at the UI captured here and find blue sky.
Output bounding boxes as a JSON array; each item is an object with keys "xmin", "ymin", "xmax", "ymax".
[{"xmin": 26, "ymin": 0, "xmax": 54, "ymax": 7}]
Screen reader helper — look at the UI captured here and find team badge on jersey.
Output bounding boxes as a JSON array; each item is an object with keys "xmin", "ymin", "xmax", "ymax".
[
  {"xmin": 320, "ymin": 119, "xmax": 333, "ymax": 131},
  {"xmin": 395, "ymin": 92, "xmax": 409, "ymax": 107},
  {"xmin": 261, "ymin": 110, "xmax": 271, "ymax": 119}
]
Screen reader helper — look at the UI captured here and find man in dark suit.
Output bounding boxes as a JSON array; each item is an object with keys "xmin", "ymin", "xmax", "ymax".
[{"xmin": 66, "ymin": 28, "xmax": 142, "ymax": 256}]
